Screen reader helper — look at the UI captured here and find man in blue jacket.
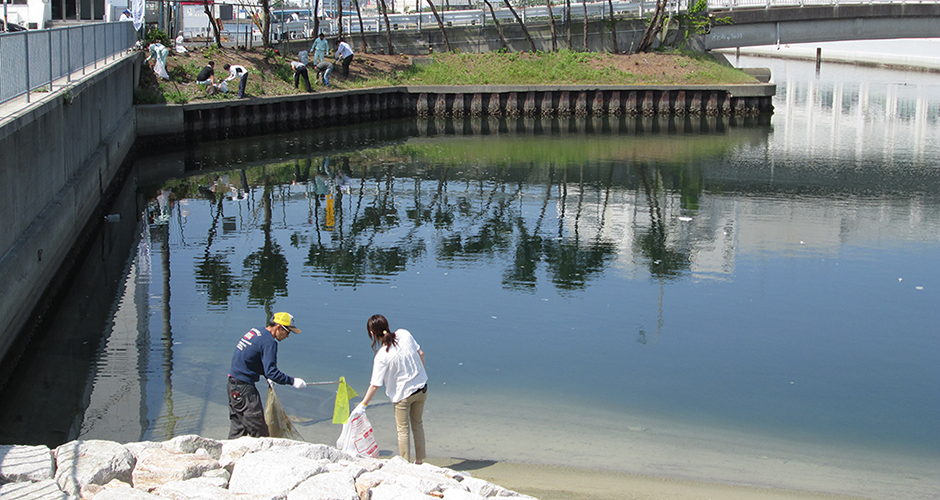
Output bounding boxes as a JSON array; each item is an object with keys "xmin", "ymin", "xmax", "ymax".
[{"xmin": 228, "ymin": 312, "xmax": 307, "ymax": 438}]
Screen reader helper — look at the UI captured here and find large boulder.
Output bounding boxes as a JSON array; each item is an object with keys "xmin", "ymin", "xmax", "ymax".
[
  {"xmin": 220, "ymin": 437, "xmax": 351, "ymax": 471},
  {"xmin": 132, "ymin": 447, "xmax": 221, "ymax": 492},
  {"xmin": 92, "ymin": 486, "xmax": 164, "ymax": 499},
  {"xmin": 164, "ymin": 434, "xmax": 223, "ymax": 459},
  {"xmin": 0, "ymin": 444, "xmax": 55, "ymax": 482},
  {"xmin": 0, "ymin": 479, "xmax": 74, "ymax": 500},
  {"xmin": 369, "ymin": 481, "xmax": 436, "ymax": 500},
  {"xmin": 358, "ymin": 457, "xmax": 466, "ymax": 496},
  {"xmin": 287, "ymin": 470, "xmax": 359, "ymax": 500},
  {"xmin": 228, "ymin": 450, "xmax": 326, "ymax": 497},
  {"xmin": 54, "ymin": 440, "xmax": 135, "ymax": 496}
]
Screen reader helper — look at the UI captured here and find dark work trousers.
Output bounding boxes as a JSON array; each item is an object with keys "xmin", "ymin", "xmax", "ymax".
[
  {"xmin": 228, "ymin": 376, "xmax": 269, "ymax": 438},
  {"xmin": 237, "ymin": 73, "xmax": 248, "ymax": 98},
  {"xmin": 294, "ymin": 66, "xmax": 312, "ymax": 92},
  {"xmin": 341, "ymin": 55, "xmax": 353, "ymax": 76}
]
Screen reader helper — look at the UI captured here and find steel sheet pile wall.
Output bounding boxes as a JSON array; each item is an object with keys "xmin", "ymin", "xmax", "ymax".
[{"xmin": 172, "ymin": 86, "xmax": 773, "ymax": 141}]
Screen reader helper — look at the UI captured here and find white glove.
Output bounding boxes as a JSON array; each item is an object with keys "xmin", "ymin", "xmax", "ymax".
[
  {"xmin": 292, "ymin": 377, "xmax": 307, "ymax": 389},
  {"xmin": 267, "ymin": 379, "xmax": 275, "ymax": 389},
  {"xmin": 350, "ymin": 403, "xmax": 366, "ymax": 416}
]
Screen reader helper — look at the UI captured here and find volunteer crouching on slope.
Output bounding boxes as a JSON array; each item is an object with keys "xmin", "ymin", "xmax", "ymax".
[
  {"xmin": 228, "ymin": 312, "xmax": 307, "ymax": 438},
  {"xmin": 352, "ymin": 314, "xmax": 428, "ymax": 464}
]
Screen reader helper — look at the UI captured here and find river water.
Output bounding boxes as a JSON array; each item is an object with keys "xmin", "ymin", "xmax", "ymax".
[{"xmin": 0, "ymin": 56, "xmax": 937, "ymax": 499}]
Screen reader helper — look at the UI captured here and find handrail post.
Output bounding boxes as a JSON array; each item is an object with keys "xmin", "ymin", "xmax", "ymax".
[
  {"xmin": 48, "ymin": 28, "xmax": 53, "ymax": 92},
  {"xmin": 24, "ymin": 32, "xmax": 30, "ymax": 103},
  {"xmin": 67, "ymin": 27, "xmax": 72, "ymax": 84}
]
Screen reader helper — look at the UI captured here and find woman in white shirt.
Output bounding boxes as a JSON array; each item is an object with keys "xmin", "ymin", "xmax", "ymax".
[{"xmin": 353, "ymin": 314, "xmax": 428, "ymax": 463}]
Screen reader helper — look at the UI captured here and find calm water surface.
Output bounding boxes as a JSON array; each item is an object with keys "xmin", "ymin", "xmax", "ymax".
[{"xmin": 1, "ymin": 57, "xmax": 938, "ymax": 498}]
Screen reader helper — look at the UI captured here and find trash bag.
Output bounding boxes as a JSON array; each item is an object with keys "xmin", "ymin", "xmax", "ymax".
[
  {"xmin": 336, "ymin": 410, "xmax": 379, "ymax": 457},
  {"xmin": 264, "ymin": 385, "xmax": 305, "ymax": 440}
]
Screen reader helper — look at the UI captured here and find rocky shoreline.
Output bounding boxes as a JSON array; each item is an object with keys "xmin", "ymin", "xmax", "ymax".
[{"xmin": 0, "ymin": 435, "xmax": 538, "ymax": 500}]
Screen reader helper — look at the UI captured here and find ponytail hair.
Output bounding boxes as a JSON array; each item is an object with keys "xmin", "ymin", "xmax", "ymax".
[{"xmin": 367, "ymin": 314, "xmax": 398, "ymax": 352}]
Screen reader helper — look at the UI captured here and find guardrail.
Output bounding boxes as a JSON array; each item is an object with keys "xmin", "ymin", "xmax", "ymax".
[
  {"xmin": 706, "ymin": 0, "xmax": 937, "ymax": 10},
  {"xmin": 0, "ymin": 22, "xmax": 137, "ymax": 109}
]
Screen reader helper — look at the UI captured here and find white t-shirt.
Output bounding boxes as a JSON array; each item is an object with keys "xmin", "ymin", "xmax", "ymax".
[{"xmin": 370, "ymin": 329, "xmax": 428, "ymax": 403}]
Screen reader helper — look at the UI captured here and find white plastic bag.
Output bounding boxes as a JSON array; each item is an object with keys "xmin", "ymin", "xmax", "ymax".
[{"xmin": 336, "ymin": 411, "xmax": 379, "ymax": 458}]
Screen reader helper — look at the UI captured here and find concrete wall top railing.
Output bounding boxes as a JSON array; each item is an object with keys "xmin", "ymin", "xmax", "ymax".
[{"xmin": 0, "ymin": 21, "xmax": 137, "ymax": 113}]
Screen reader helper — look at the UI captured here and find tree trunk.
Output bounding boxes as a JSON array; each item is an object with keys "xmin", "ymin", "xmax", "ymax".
[
  {"xmin": 203, "ymin": 0, "xmax": 223, "ymax": 48},
  {"xmin": 379, "ymin": 0, "xmax": 393, "ymax": 54},
  {"xmin": 313, "ymin": 0, "xmax": 320, "ymax": 36},
  {"xmin": 545, "ymin": 0, "xmax": 557, "ymax": 52},
  {"xmin": 338, "ymin": 0, "xmax": 343, "ymax": 37},
  {"xmin": 565, "ymin": 0, "xmax": 571, "ymax": 50},
  {"xmin": 261, "ymin": 0, "xmax": 271, "ymax": 47},
  {"xmin": 635, "ymin": 0, "xmax": 667, "ymax": 53},
  {"xmin": 581, "ymin": 0, "xmax": 587, "ymax": 50},
  {"xmin": 483, "ymin": 0, "xmax": 508, "ymax": 51},
  {"xmin": 503, "ymin": 0, "xmax": 536, "ymax": 52},
  {"xmin": 354, "ymin": 0, "xmax": 368, "ymax": 51},
  {"xmin": 426, "ymin": 0, "xmax": 452, "ymax": 52},
  {"xmin": 607, "ymin": 0, "xmax": 618, "ymax": 53}
]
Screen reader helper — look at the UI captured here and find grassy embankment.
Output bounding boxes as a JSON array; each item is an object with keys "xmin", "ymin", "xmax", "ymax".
[{"xmin": 138, "ymin": 49, "xmax": 757, "ymax": 104}]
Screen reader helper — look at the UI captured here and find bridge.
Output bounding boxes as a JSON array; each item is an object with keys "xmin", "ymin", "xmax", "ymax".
[
  {"xmin": 703, "ymin": 1, "xmax": 940, "ymax": 49},
  {"xmin": 238, "ymin": 0, "xmax": 940, "ymax": 52}
]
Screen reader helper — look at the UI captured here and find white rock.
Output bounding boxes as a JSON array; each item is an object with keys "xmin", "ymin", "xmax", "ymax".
[
  {"xmin": 219, "ymin": 437, "xmax": 320, "ymax": 470},
  {"xmin": 92, "ymin": 485, "xmax": 164, "ymax": 499},
  {"xmin": 324, "ymin": 461, "xmax": 368, "ymax": 479},
  {"xmin": 0, "ymin": 444, "xmax": 55, "ymax": 482},
  {"xmin": 364, "ymin": 457, "xmax": 466, "ymax": 495},
  {"xmin": 124, "ymin": 441, "xmax": 163, "ymax": 460},
  {"xmin": 164, "ymin": 435, "xmax": 223, "ymax": 460},
  {"xmin": 54, "ymin": 440, "xmax": 135, "ymax": 496},
  {"xmin": 156, "ymin": 477, "xmax": 239, "ymax": 499},
  {"xmin": 369, "ymin": 481, "xmax": 436, "ymax": 500},
  {"xmin": 132, "ymin": 447, "xmax": 220, "ymax": 492},
  {"xmin": 443, "ymin": 489, "xmax": 488, "ymax": 500},
  {"xmin": 0, "ymin": 479, "xmax": 75, "ymax": 500},
  {"xmin": 460, "ymin": 476, "xmax": 518, "ymax": 497},
  {"xmin": 80, "ymin": 478, "xmax": 131, "ymax": 498},
  {"xmin": 228, "ymin": 450, "xmax": 326, "ymax": 497},
  {"xmin": 287, "ymin": 470, "xmax": 358, "ymax": 500}
]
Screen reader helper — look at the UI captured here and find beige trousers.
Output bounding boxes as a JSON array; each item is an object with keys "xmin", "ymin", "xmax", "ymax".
[{"xmin": 394, "ymin": 388, "xmax": 427, "ymax": 463}]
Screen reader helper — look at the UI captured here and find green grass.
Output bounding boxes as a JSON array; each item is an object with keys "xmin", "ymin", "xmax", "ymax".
[{"xmin": 378, "ymin": 50, "xmax": 755, "ymax": 86}]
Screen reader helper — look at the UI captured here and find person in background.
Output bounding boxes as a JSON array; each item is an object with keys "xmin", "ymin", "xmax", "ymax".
[
  {"xmin": 145, "ymin": 42, "xmax": 170, "ymax": 80},
  {"xmin": 228, "ymin": 312, "xmax": 307, "ymax": 438},
  {"xmin": 291, "ymin": 60, "xmax": 312, "ymax": 92},
  {"xmin": 311, "ymin": 33, "xmax": 329, "ymax": 65},
  {"xmin": 352, "ymin": 314, "xmax": 428, "ymax": 464},
  {"xmin": 223, "ymin": 63, "xmax": 249, "ymax": 98},
  {"xmin": 119, "ymin": 9, "xmax": 132, "ymax": 21},
  {"xmin": 335, "ymin": 38, "xmax": 354, "ymax": 77},
  {"xmin": 196, "ymin": 61, "xmax": 216, "ymax": 89},
  {"xmin": 315, "ymin": 60, "xmax": 333, "ymax": 87},
  {"xmin": 175, "ymin": 31, "xmax": 187, "ymax": 54}
]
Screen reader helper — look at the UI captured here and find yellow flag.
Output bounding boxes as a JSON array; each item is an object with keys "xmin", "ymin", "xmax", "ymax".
[{"xmin": 332, "ymin": 376, "xmax": 359, "ymax": 424}]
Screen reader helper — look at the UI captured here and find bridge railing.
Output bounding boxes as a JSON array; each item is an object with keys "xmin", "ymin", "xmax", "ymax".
[
  {"xmin": 707, "ymin": 0, "xmax": 924, "ymax": 10},
  {"xmin": 0, "ymin": 22, "xmax": 137, "ymax": 109}
]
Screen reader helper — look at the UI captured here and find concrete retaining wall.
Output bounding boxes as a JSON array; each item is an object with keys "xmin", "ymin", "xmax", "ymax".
[
  {"xmin": 0, "ymin": 53, "xmax": 139, "ymax": 382},
  {"xmin": 139, "ymin": 84, "xmax": 775, "ymax": 141}
]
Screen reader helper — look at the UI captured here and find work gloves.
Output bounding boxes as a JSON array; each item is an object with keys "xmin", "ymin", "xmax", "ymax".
[
  {"xmin": 350, "ymin": 403, "xmax": 366, "ymax": 417},
  {"xmin": 292, "ymin": 377, "xmax": 307, "ymax": 389}
]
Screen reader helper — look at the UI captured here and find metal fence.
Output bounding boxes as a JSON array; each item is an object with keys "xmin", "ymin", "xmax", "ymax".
[{"xmin": 0, "ymin": 22, "xmax": 137, "ymax": 108}]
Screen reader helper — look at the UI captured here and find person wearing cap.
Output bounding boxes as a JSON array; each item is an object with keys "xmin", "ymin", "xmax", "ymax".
[
  {"xmin": 227, "ymin": 312, "xmax": 307, "ymax": 438},
  {"xmin": 352, "ymin": 314, "xmax": 428, "ymax": 463},
  {"xmin": 119, "ymin": 9, "xmax": 132, "ymax": 21}
]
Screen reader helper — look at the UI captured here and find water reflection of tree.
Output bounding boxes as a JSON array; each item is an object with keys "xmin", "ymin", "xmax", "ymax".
[
  {"xmin": 243, "ymin": 184, "xmax": 289, "ymax": 310},
  {"xmin": 194, "ymin": 192, "xmax": 236, "ymax": 305},
  {"xmin": 636, "ymin": 162, "xmax": 692, "ymax": 280}
]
